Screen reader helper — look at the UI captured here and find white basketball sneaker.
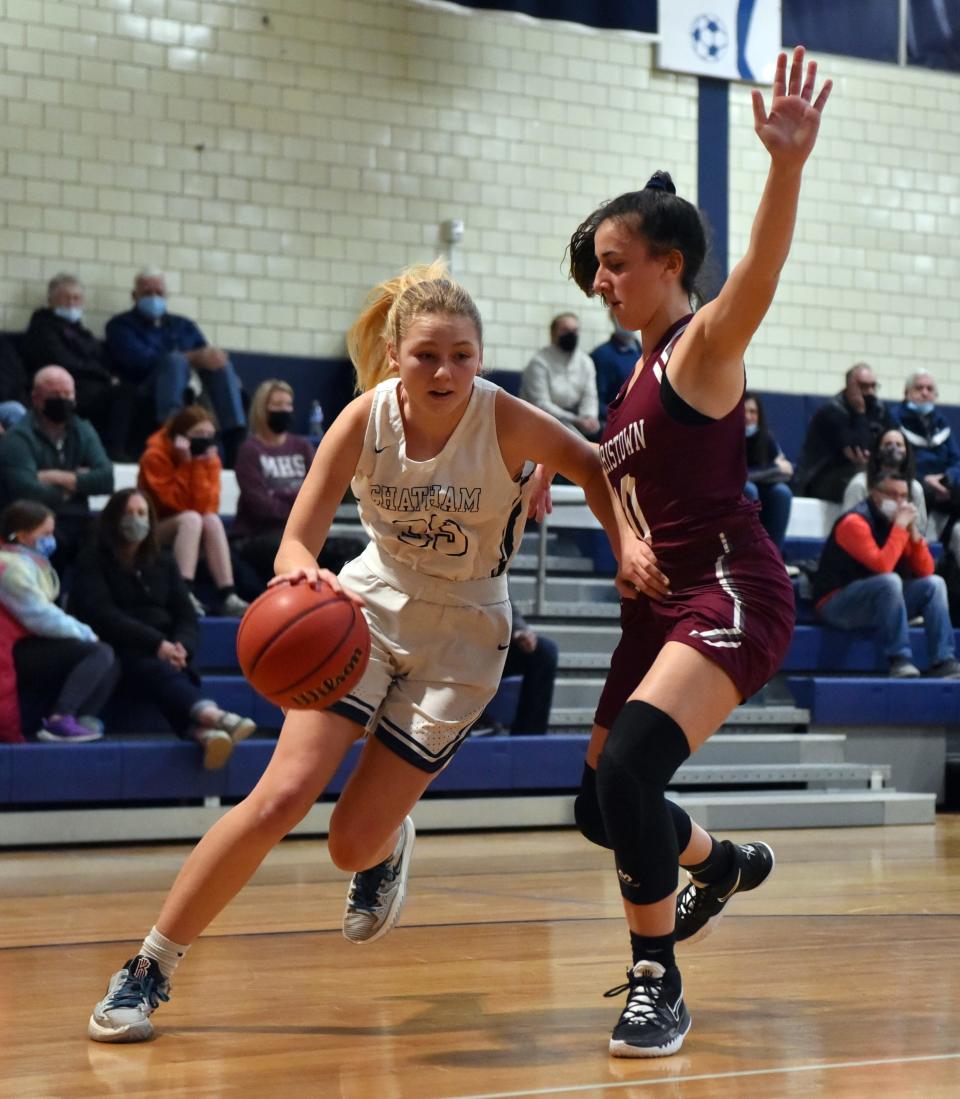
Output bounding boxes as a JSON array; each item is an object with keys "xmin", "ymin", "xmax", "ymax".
[
  {"xmin": 88, "ymin": 956, "xmax": 171, "ymax": 1043},
  {"xmin": 342, "ymin": 816, "xmax": 415, "ymax": 944}
]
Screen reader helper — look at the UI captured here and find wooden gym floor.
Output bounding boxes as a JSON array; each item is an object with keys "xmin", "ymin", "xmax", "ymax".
[{"xmin": 2, "ymin": 818, "xmax": 959, "ymax": 1098}]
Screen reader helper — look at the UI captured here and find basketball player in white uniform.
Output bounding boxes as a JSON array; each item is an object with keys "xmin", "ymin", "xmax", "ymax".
[{"xmin": 88, "ymin": 261, "xmax": 649, "ymax": 1043}]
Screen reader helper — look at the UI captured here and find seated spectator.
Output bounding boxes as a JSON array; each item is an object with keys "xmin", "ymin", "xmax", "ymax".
[
  {"xmin": 138, "ymin": 406, "xmax": 249, "ymax": 617},
  {"xmin": 70, "ymin": 489, "xmax": 256, "ymax": 770},
  {"xmin": 590, "ymin": 311, "xmax": 640, "ymax": 428},
  {"xmin": 105, "ymin": 268, "xmax": 246, "ymax": 463},
  {"xmin": 0, "ymin": 334, "xmax": 29, "ymax": 426},
  {"xmin": 501, "ymin": 603, "xmax": 559, "ymax": 735},
  {"xmin": 743, "ymin": 391, "xmax": 793, "ymax": 553},
  {"xmin": 521, "ymin": 312, "xmax": 600, "ymax": 439},
  {"xmin": 0, "ymin": 366, "xmax": 114, "ymax": 570},
  {"xmin": 795, "ymin": 363, "xmax": 893, "ymax": 501},
  {"xmin": 23, "ymin": 273, "xmax": 123, "ymax": 453},
  {"xmin": 890, "ymin": 371, "xmax": 960, "ymax": 545},
  {"xmin": 232, "ymin": 380, "xmax": 364, "ymax": 589},
  {"xmin": 842, "ymin": 428, "xmax": 927, "ymax": 533},
  {"xmin": 0, "ymin": 500, "xmax": 118, "ymax": 742},
  {"xmin": 813, "ymin": 470, "xmax": 960, "ymax": 678}
]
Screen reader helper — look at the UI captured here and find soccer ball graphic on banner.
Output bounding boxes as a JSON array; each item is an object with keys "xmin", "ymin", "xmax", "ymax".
[{"xmin": 690, "ymin": 14, "xmax": 729, "ymax": 62}]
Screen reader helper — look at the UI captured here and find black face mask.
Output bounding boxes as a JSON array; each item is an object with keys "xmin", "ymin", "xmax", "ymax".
[
  {"xmin": 556, "ymin": 330, "xmax": 579, "ymax": 353},
  {"xmin": 266, "ymin": 410, "xmax": 293, "ymax": 434},
  {"xmin": 42, "ymin": 397, "xmax": 75, "ymax": 423},
  {"xmin": 189, "ymin": 435, "xmax": 217, "ymax": 456}
]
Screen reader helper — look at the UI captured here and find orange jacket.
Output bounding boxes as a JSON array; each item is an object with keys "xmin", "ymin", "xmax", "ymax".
[{"xmin": 138, "ymin": 429, "xmax": 222, "ymax": 518}]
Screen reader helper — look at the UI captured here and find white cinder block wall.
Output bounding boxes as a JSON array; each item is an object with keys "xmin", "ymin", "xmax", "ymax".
[{"xmin": 1, "ymin": 0, "xmax": 957, "ymax": 402}]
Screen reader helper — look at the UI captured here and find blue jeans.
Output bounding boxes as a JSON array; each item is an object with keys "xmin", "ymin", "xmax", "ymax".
[
  {"xmin": 150, "ymin": 351, "xmax": 245, "ymax": 431},
  {"xmin": 817, "ymin": 572, "xmax": 955, "ymax": 665},
  {"xmin": 744, "ymin": 479, "xmax": 792, "ymax": 552}
]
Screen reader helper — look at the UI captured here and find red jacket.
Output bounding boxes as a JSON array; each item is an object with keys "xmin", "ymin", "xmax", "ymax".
[{"xmin": 0, "ymin": 598, "xmax": 28, "ymax": 744}]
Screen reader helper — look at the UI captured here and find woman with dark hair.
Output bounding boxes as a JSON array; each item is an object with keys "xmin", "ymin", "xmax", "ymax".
[
  {"xmin": 70, "ymin": 488, "xmax": 256, "ymax": 770},
  {"xmin": 0, "ymin": 499, "xmax": 118, "ymax": 742},
  {"xmin": 843, "ymin": 427, "xmax": 926, "ymax": 530},
  {"xmin": 743, "ymin": 390, "xmax": 793, "ymax": 552},
  {"xmin": 566, "ymin": 48, "xmax": 830, "ymax": 1056}
]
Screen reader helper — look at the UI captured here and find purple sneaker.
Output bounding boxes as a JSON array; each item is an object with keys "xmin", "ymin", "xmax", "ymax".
[{"xmin": 37, "ymin": 715, "xmax": 103, "ymax": 743}]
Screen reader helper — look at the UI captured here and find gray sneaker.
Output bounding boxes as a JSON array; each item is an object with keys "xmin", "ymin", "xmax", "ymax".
[
  {"xmin": 88, "ymin": 956, "xmax": 170, "ymax": 1043},
  {"xmin": 216, "ymin": 711, "xmax": 257, "ymax": 742},
  {"xmin": 889, "ymin": 657, "xmax": 921, "ymax": 678},
  {"xmin": 930, "ymin": 658, "xmax": 960, "ymax": 678},
  {"xmin": 343, "ymin": 816, "xmax": 415, "ymax": 944}
]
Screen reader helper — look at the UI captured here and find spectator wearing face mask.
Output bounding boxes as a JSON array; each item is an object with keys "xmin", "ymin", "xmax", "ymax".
[
  {"xmin": 842, "ymin": 428, "xmax": 927, "ymax": 532},
  {"xmin": 521, "ymin": 312, "xmax": 600, "ymax": 439},
  {"xmin": 70, "ymin": 489, "xmax": 256, "ymax": 769},
  {"xmin": 23, "ymin": 274, "xmax": 121, "ymax": 450},
  {"xmin": 590, "ymin": 311, "xmax": 641, "ymax": 429},
  {"xmin": 794, "ymin": 363, "xmax": 893, "ymax": 501},
  {"xmin": 0, "ymin": 366, "xmax": 114, "ymax": 570},
  {"xmin": 741, "ymin": 392, "xmax": 793, "ymax": 553},
  {"xmin": 814, "ymin": 470, "xmax": 960, "ymax": 678},
  {"xmin": 0, "ymin": 500, "xmax": 119, "ymax": 743},
  {"xmin": 105, "ymin": 268, "xmax": 247, "ymax": 462},
  {"xmin": 137, "ymin": 405, "xmax": 249, "ymax": 618}
]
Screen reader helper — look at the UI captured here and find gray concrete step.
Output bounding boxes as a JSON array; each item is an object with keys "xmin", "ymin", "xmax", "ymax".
[
  {"xmin": 510, "ymin": 576, "xmax": 618, "ymax": 604},
  {"xmin": 673, "ymin": 761, "xmax": 889, "ymax": 789}
]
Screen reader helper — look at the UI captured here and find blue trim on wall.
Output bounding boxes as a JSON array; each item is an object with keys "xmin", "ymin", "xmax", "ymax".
[{"xmin": 697, "ymin": 77, "xmax": 729, "ymax": 299}]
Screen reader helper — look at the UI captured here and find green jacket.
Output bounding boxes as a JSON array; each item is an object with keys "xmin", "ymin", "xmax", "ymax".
[{"xmin": 0, "ymin": 411, "xmax": 113, "ymax": 513}]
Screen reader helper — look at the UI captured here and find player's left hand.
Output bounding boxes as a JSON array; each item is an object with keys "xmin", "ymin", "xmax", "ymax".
[{"xmin": 753, "ymin": 46, "xmax": 832, "ymax": 169}]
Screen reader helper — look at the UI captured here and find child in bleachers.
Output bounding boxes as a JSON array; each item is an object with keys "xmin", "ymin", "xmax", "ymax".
[
  {"xmin": 69, "ymin": 488, "xmax": 257, "ymax": 769},
  {"xmin": 137, "ymin": 406, "xmax": 248, "ymax": 617},
  {"xmin": 0, "ymin": 500, "xmax": 118, "ymax": 742},
  {"xmin": 842, "ymin": 428, "xmax": 927, "ymax": 532}
]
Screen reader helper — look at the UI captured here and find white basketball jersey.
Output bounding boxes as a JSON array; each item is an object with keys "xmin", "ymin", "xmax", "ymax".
[{"xmin": 352, "ymin": 377, "xmax": 534, "ymax": 582}]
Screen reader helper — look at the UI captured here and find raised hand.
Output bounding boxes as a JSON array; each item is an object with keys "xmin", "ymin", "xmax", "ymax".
[{"xmin": 752, "ymin": 46, "xmax": 832, "ymax": 168}]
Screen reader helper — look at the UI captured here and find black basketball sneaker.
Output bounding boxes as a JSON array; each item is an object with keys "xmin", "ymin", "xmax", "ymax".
[
  {"xmin": 675, "ymin": 840, "xmax": 775, "ymax": 944},
  {"xmin": 605, "ymin": 960, "xmax": 691, "ymax": 1057}
]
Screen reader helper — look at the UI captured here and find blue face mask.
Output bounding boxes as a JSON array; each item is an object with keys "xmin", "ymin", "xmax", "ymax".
[
  {"xmin": 54, "ymin": 306, "xmax": 83, "ymax": 324},
  {"xmin": 33, "ymin": 534, "xmax": 57, "ymax": 559},
  {"xmin": 136, "ymin": 295, "xmax": 167, "ymax": 320},
  {"xmin": 906, "ymin": 400, "xmax": 935, "ymax": 415},
  {"xmin": 745, "ymin": 422, "xmax": 759, "ymax": 437}
]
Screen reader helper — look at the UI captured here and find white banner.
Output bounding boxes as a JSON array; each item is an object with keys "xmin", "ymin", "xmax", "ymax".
[{"xmin": 657, "ymin": 0, "xmax": 781, "ymax": 83}]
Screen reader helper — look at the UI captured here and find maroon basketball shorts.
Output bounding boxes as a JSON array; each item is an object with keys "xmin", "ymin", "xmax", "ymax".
[{"xmin": 595, "ymin": 536, "xmax": 795, "ymax": 729}]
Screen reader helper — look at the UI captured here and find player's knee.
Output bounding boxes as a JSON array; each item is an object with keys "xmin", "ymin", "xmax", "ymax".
[
  {"xmin": 251, "ymin": 783, "xmax": 315, "ymax": 839},
  {"xmin": 597, "ymin": 700, "xmax": 690, "ymax": 794},
  {"xmin": 574, "ymin": 763, "xmax": 611, "ymax": 849}
]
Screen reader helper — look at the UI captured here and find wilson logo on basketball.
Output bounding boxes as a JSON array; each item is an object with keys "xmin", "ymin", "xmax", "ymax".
[{"xmin": 290, "ymin": 646, "xmax": 365, "ymax": 706}]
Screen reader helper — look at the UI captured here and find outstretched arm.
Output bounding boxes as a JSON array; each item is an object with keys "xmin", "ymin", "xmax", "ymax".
[{"xmin": 679, "ymin": 47, "xmax": 832, "ymax": 400}]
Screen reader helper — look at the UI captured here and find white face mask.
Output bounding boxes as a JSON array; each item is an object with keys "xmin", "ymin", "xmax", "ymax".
[{"xmin": 879, "ymin": 498, "xmax": 899, "ymax": 520}]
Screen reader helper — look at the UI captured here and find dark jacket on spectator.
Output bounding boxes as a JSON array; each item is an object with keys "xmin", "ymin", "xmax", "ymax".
[
  {"xmin": 746, "ymin": 428, "xmax": 785, "ymax": 479},
  {"xmin": 889, "ymin": 401, "xmax": 960, "ymax": 484},
  {"xmin": 813, "ymin": 498, "xmax": 934, "ymax": 606},
  {"xmin": 0, "ymin": 336, "xmax": 28, "ymax": 406},
  {"xmin": 0, "ymin": 411, "xmax": 113, "ymax": 515},
  {"xmin": 23, "ymin": 309, "xmax": 114, "ymax": 414},
  {"xmin": 105, "ymin": 309, "xmax": 206, "ymax": 385},
  {"xmin": 795, "ymin": 392, "xmax": 893, "ymax": 501},
  {"xmin": 70, "ymin": 544, "xmax": 198, "ymax": 662}
]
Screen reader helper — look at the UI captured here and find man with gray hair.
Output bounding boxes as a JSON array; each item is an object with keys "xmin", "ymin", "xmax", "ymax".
[
  {"xmin": 105, "ymin": 269, "xmax": 246, "ymax": 461},
  {"xmin": 24, "ymin": 273, "xmax": 117, "ymax": 442}
]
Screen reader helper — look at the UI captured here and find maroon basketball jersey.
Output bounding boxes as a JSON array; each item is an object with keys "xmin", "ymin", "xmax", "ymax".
[{"xmin": 598, "ymin": 314, "xmax": 762, "ymax": 571}]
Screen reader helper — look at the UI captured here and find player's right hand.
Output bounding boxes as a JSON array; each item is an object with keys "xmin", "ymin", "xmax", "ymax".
[
  {"xmin": 616, "ymin": 533, "xmax": 670, "ymax": 601},
  {"xmin": 269, "ymin": 567, "xmax": 366, "ymax": 606}
]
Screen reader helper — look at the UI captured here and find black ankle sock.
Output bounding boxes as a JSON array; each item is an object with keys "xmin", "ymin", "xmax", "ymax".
[
  {"xmin": 629, "ymin": 931, "xmax": 676, "ymax": 969},
  {"xmin": 216, "ymin": 584, "xmax": 236, "ymax": 600},
  {"xmin": 682, "ymin": 837, "xmax": 735, "ymax": 885}
]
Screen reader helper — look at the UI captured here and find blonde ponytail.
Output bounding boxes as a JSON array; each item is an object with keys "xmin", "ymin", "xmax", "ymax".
[{"xmin": 347, "ymin": 259, "xmax": 483, "ymax": 392}]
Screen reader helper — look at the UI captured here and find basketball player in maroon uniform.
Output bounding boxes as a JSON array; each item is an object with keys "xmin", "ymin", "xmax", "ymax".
[{"xmin": 566, "ymin": 47, "xmax": 831, "ymax": 1056}]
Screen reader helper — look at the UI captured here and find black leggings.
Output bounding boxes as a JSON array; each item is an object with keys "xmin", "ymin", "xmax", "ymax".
[{"xmin": 14, "ymin": 637, "xmax": 119, "ymax": 718}]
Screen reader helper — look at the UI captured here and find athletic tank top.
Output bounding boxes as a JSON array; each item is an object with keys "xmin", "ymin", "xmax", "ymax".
[
  {"xmin": 352, "ymin": 376, "xmax": 534, "ymax": 582},
  {"xmin": 598, "ymin": 314, "xmax": 762, "ymax": 570}
]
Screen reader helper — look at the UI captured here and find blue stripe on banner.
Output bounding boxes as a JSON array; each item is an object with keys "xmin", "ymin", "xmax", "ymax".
[
  {"xmin": 451, "ymin": 1, "xmax": 656, "ymax": 32},
  {"xmin": 697, "ymin": 77, "xmax": 729, "ymax": 298},
  {"xmin": 736, "ymin": 0, "xmax": 757, "ymax": 80}
]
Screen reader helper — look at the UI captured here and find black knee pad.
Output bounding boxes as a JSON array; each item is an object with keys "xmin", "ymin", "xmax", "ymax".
[
  {"xmin": 596, "ymin": 700, "xmax": 691, "ymax": 905},
  {"xmin": 574, "ymin": 763, "xmax": 611, "ymax": 849}
]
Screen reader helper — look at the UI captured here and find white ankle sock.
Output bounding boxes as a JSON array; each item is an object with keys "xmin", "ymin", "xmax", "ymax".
[{"xmin": 140, "ymin": 926, "xmax": 190, "ymax": 981}]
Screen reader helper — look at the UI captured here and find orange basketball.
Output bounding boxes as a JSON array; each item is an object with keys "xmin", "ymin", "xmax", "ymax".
[{"xmin": 236, "ymin": 580, "xmax": 370, "ymax": 710}]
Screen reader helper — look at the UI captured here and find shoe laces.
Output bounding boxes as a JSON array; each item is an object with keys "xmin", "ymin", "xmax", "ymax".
[
  {"xmin": 349, "ymin": 858, "xmax": 398, "ymax": 912},
  {"xmin": 603, "ymin": 963, "xmax": 664, "ymax": 1026},
  {"xmin": 106, "ymin": 970, "xmax": 170, "ymax": 1011}
]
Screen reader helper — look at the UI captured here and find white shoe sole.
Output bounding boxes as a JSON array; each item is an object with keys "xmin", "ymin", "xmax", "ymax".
[
  {"xmin": 87, "ymin": 1014, "xmax": 155, "ymax": 1043},
  {"xmin": 680, "ymin": 842, "xmax": 776, "ymax": 947},
  {"xmin": 344, "ymin": 816, "xmax": 416, "ymax": 945},
  {"xmin": 609, "ymin": 1013, "xmax": 692, "ymax": 1058},
  {"xmin": 201, "ymin": 733, "xmax": 235, "ymax": 771}
]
